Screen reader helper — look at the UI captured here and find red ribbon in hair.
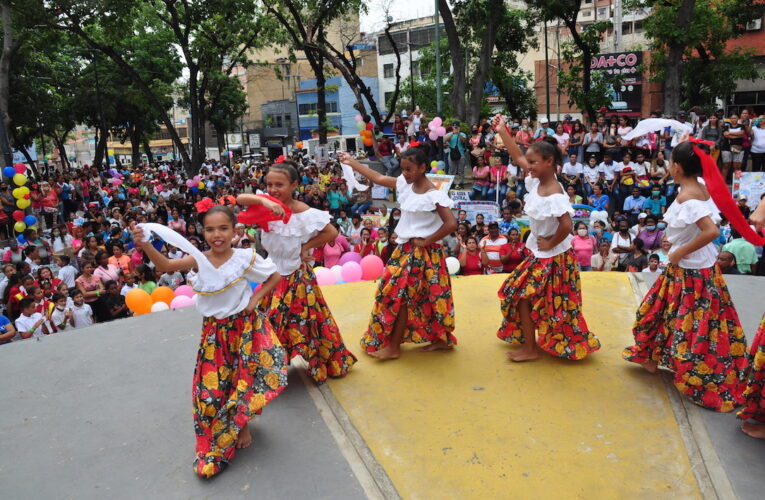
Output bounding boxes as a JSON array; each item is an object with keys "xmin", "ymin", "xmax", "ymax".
[
  {"xmin": 690, "ymin": 138, "xmax": 765, "ymax": 246},
  {"xmin": 236, "ymin": 194, "xmax": 292, "ymax": 232},
  {"xmin": 274, "ymin": 155, "xmax": 286, "ymax": 164},
  {"xmin": 194, "ymin": 197, "xmax": 216, "ymax": 214}
]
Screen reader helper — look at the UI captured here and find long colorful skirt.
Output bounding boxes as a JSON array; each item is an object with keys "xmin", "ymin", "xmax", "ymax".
[
  {"xmin": 738, "ymin": 314, "xmax": 765, "ymax": 422},
  {"xmin": 361, "ymin": 242, "xmax": 457, "ymax": 352},
  {"xmin": 622, "ymin": 264, "xmax": 749, "ymax": 412},
  {"xmin": 193, "ymin": 311, "xmax": 288, "ymax": 479},
  {"xmin": 497, "ymin": 249, "xmax": 600, "ymax": 360},
  {"xmin": 260, "ymin": 267, "xmax": 356, "ymax": 383}
]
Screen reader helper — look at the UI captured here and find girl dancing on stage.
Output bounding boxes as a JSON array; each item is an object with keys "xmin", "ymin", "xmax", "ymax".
[
  {"xmin": 238, "ymin": 158, "xmax": 356, "ymax": 383},
  {"xmin": 491, "ymin": 114, "xmax": 601, "ymax": 362},
  {"xmin": 338, "ymin": 148, "xmax": 458, "ymax": 360},
  {"xmin": 132, "ymin": 198, "xmax": 288, "ymax": 478}
]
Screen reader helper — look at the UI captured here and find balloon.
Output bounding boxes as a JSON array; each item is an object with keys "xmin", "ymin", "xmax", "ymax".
[
  {"xmin": 437, "ymin": 170, "xmax": 445, "ymax": 174},
  {"xmin": 341, "ymin": 261, "xmax": 363, "ymax": 282},
  {"xmin": 437, "ymin": 126, "xmax": 446, "ymax": 136},
  {"xmin": 356, "ymin": 121, "xmax": 365, "ymax": 131},
  {"xmin": 429, "ymin": 131, "xmax": 438, "ymax": 141},
  {"xmin": 432, "ymin": 117, "xmax": 442, "ymax": 126},
  {"xmin": 174, "ymin": 285, "xmax": 195, "ymax": 298},
  {"xmin": 428, "ymin": 121, "xmax": 435, "ymax": 129},
  {"xmin": 198, "ymin": 182, "xmax": 205, "ymax": 189},
  {"xmin": 23, "ymin": 215, "xmax": 36, "ymax": 227},
  {"xmin": 186, "ymin": 179, "xmax": 195, "ymax": 188},
  {"xmin": 151, "ymin": 302, "xmax": 169, "ymax": 312},
  {"xmin": 296, "ymin": 141, "xmax": 303, "ymax": 149},
  {"xmin": 191, "ymin": 293, "xmax": 199, "ymax": 305},
  {"xmin": 330, "ymin": 265, "xmax": 343, "ymax": 281},
  {"xmin": 16, "ymin": 234, "xmax": 26, "ymax": 244},
  {"xmin": 126, "ymin": 288, "xmax": 152, "ymax": 314},
  {"xmin": 315, "ymin": 267, "xmax": 336, "ymax": 286},
  {"xmin": 151, "ymin": 286, "xmax": 175, "ymax": 306},
  {"xmin": 354, "ymin": 114, "xmax": 363, "ymax": 122},
  {"xmin": 365, "ymin": 122, "xmax": 374, "ymax": 131},
  {"xmin": 12, "ymin": 210, "xmax": 24, "ymax": 222},
  {"xmin": 363, "ymin": 138, "xmax": 373, "ymax": 147},
  {"xmin": 13, "ymin": 221, "xmax": 26, "ymax": 233},
  {"xmin": 431, "ymin": 166, "xmax": 438, "ymax": 173},
  {"xmin": 249, "ymin": 280, "xmax": 259, "ymax": 292},
  {"xmin": 19, "ymin": 186, "xmax": 29, "ymax": 196},
  {"xmin": 193, "ymin": 175, "xmax": 202, "ymax": 183},
  {"xmin": 12, "ymin": 173, "xmax": 26, "ymax": 186},
  {"xmin": 430, "ymin": 161, "xmax": 437, "ymax": 168},
  {"xmin": 13, "ymin": 162, "xmax": 26, "ymax": 174},
  {"xmin": 313, "ymin": 266, "xmax": 327, "ymax": 274},
  {"xmin": 170, "ymin": 295, "xmax": 194, "ymax": 309},
  {"xmin": 3, "ymin": 166, "xmax": 14, "ymax": 177},
  {"xmin": 190, "ymin": 186, "xmax": 199, "ymax": 194},
  {"xmin": 445, "ymin": 256, "xmax": 461, "ymax": 275},
  {"xmin": 16, "ymin": 199, "xmax": 30, "ymax": 209},
  {"xmin": 12, "ymin": 188, "xmax": 23, "ymax": 199},
  {"xmin": 339, "ymin": 251, "xmax": 362, "ymax": 265},
  {"xmin": 437, "ymin": 160, "xmax": 445, "ymax": 169},
  {"xmin": 360, "ymin": 255, "xmax": 384, "ymax": 280},
  {"xmin": 335, "ymin": 279, "xmax": 346, "ymax": 284},
  {"xmin": 28, "ymin": 226, "xmax": 37, "ymax": 233}
]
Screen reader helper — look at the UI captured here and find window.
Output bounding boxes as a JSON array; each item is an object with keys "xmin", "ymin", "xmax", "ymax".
[
  {"xmin": 275, "ymin": 115, "xmax": 283, "ymax": 128},
  {"xmin": 633, "ymin": 20, "xmax": 643, "ymax": 32},
  {"xmin": 298, "ymin": 103, "xmax": 317, "ymax": 115},
  {"xmin": 583, "ymin": 0, "xmax": 592, "ymax": 3},
  {"xmin": 597, "ymin": 7, "xmax": 607, "ymax": 17},
  {"xmin": 747, "ymin": 18, "xmax": 762, "ymax": 31},
  {"xmin": 383, "ymin": 63, "xmax": 394, "ymax": 79},
  {"xmin": 377, "ymin": 31, "xmax": 408, "ymax": 55},
  {"xmin": 285, "ymin": 114, "xmax": 292, "ymax": 128},
  {"xmin": 327, "ymin": 102, "xmax": 339, "ymax": 113},
  {"xmin": 582, "ymin": 10, "xmax": 592, "ymax": 18},
  {"xmin": 622, "ymin": 22, "xmax": 632, "ymax": 34},
  {"xmin": 409, "ymin": 26, "xmax": 438, "ymax": 49},
  {"xmin": 411, "ymin": 60, "xmax": 421, "ymax": 79}
]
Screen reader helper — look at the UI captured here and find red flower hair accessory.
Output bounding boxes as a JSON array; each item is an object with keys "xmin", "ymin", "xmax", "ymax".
[
  {"xmin": 274, "ymin": 155, "xmax": 286, "ymax": 164},
  {"xmin": 237, "ymin": 194, "xmax": 292, "ymax": 231},
  {"xmin": 194, "ymin": 197, "xmax": 216, "ymax": 214}
]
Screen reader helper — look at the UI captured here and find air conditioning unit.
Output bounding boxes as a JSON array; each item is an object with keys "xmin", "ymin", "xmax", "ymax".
[{"xmin": 746, "ymin": 17, "xmax": 762, "ymax": 31}]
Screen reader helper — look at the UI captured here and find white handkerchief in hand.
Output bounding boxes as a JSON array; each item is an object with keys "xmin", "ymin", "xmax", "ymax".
[{"xmin": 341, "ymin": 163, "xmax": 369, "ymax": 191}]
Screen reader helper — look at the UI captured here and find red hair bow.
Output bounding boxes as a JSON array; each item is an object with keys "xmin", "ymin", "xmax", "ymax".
[
  {"xmin": 237, "ymin": 194, "xmax": 292, "ymax": 231},
  {"xmin": 274, "ymin": 155, "xmax": 286, "ymax": 164},
  {"xmin": 409, "ymin": 140, "xmax": 420, "ymax": 147},
  {"xmin": 194, "ymin": 197, "xmax": 216, "ymax": 214},
  {"xmin": 689, "ymin": 137, "xmax": 765, "ymax": 246}
]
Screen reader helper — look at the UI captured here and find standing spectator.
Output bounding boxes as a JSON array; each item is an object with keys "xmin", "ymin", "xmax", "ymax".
[
  {"xmin": 135, "ymin": 264, "xmax": 158, "ymax": 295},
  {"xmin": 94, "ymin": 251, "xmax": 120, "ymax": 285},
  {"xmin": 69, "ymin": 289, "xmax": 94, "ymax": 329},
  {"xmin": 621, "ymin": 238, "xmax": 648, "ymax": 272},
  {"xmin": 611, "ymin": 218, "xmax": 635, "ymax": 268},
  {"xmin": 353, "ymin": 228, "xmax": 376, "ymax": 257},
  {"xmin": 643, "ymin": 254, "xmax": 661, "ymax": 273},
  {"xmin": 322, "ymin": 226, "xmax": 350, "ymax": 268},
  {"xmin": 571, "ymin": 221, "xmax": 597, "ymax": 271},
  {"xmin": 701, "ymin": 115, "xmax": 723, "ymax": 162},
  {"xmin": 168, "ymin": 208, "xmax": 187, "ymax": 235},
  {"xmin": 479, "ymin": 222, "xmax": 507, "ymax": 274},
  {"xmin": 568, "ymin": 121, "xmax": 585, "ymax": 162},
  {"xmin": 471, "ymin": 157, "xmax": 491, "ymax": 200},
  {"xmin": 721, "ymin": 114, "xmax": 745, "ymax": 181},
  {"xmin": 50, "ymin": 293, "xmax": 74, "ymax": 332},
  {"xmin": 14, "ymin": 297, "xmax": 48, "ymax": 339},
  {"xmin": 75, "ymin": 261, "xmax": 105, "ymax": 322},
  {"xmin": 552, "ymin": 123, "xmax": 570, "ymax": 156},
  {"xmin": 157, "ymin": 269, "xmax": 184, "ymax": 290},
  {"xmin": 445, "ymin": 122, "xmax": 468, "ymax": 188},
  {"xmin": 583, "ymin": 122, "xmax": 604, "ymax": 163},
  {"xmin": 749, "ymin": 116, "xmax": 765, "ymax": 171},
  {"xmin": 375, "ymin": 135, "xmax": 397, "ymax": 176},
  {"xmin": 722, "ymin": 229, "xmax": 758, "ymax": 274}
]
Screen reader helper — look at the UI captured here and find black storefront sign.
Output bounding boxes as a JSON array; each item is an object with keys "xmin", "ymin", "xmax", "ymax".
[{"xmin": 590, "ymin": 51, "xmax": 643, "ymax": 115}]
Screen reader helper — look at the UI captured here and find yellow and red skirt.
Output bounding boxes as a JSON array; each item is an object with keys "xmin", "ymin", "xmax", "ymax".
[
  {"xmin": 361, "ymin": 242, "xmax": 456, "ymax": 352},
  {"xmin": 622, "ymin": 265, "xmax": 749, "ymax": 412},
  {"xmin": 738, "ymin": 314, "xmax": 765, "ymax": 422},
  {"xmin": 497, "ymin": 248, "xmax": 600, "ymax": 360},
  {"xmin": 260, "ymin": 267, "xmax": 356, "ymax": 383},
  {"xmin": 193, "ymin": 310, "xmax": 288, "ymax": 479}
]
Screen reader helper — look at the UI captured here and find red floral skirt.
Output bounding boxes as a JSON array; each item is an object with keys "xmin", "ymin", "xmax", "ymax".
[
  {"xmin": 260, "ymin": 267, "xmax": 356, "ymax": 383},
  {"xmin": 622, "ymin": 265, "xmax": 749, "ymax": 412},
  {"xmin": 361, "ymin": 242, "xmax": 456, "ymax": 352},
  {"xmin": 496, "ymin": 249, "xmax": 600, "ymax": 360},
  {"xmin": 193, "ymin": 311, "xmax": 288, "ymax": 478},
  {"xmin": 738, "ymin": 314, "xmax": 765, "ymax": 422}
]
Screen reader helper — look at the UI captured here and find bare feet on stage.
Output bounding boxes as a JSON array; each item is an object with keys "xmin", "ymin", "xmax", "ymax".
[
  {"xmin": 506, "ymin": 346, "xmax": 539, "ymax": 362},
  {"xmin": 236, "ymin": 424, "xmax": 252, "ymax": 449},
  {"xmin": 368, "ymin": 345, "xmax": 401, "ymax": 360},
  {"xmin": 742, "ymin": 422, "xmax": 765, "ymax": 440},
  {"xmin": 640, "ymin": 360, "xmax": 659, "ymax": 374},
  {"xmin": 421, "ymin": 341, "xmax": 453, "ymax": 352}
]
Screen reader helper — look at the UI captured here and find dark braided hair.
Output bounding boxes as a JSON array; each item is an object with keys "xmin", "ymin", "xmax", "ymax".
[
  {"xmin": 268, "ymin": 159, "xmax": 300, "ymax": 183},
  {"xmin": 528, "ymin": 136, "xmax": 563, "ymax": 167}
]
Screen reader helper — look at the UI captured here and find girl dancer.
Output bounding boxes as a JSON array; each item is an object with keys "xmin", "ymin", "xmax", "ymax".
[
  {"xmin": 238, "ymin": 158, "xmax": 356, "ymax": 383},
  {"xmin": 491, "ymin": 114, "xmax": 600, "ymax": 362},
  {"xmin": 337, "ymin": 148, "xmax": 457, "ymax": 360},
  {"xmin": 622, "ymin": 139, "xmax": 760, "ymax": 412},
  {"xmin": 131, "ymin": 199, "xmax": 288, "ymax": 478}
]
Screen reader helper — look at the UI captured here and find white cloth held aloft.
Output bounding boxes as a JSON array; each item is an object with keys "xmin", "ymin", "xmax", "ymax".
[
  {"xmin": 341, "ymin": 163, "xmax": 369, "ymax": 191},
  {"xmin": 621, "ymin": 118, "xmax": 693, "ymax": 147}
]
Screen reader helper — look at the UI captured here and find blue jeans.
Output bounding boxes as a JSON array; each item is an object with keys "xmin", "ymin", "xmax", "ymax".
[
  {"xmin": 487, "ymin": 183, "xmax": 508, "ymax": 202},
  {"xmin": 379, "ymin": 155, "xmax": 398, "ymax": 176},
  {"xmin": 350, "ymin": 201, "xmax": 372, "ymax": 216},
  {"xmin": 471, "ymin": 184, "xmax": 489, "ymax": 200}
]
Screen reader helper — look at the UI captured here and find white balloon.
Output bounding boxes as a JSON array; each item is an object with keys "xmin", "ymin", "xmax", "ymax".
[
  {"xmin": 330, "ymin": 265, "xmax": 343, "ymax": 280},
  {"xmin": 191, "ymin": 293, "xmax": 198, "ymax": 304},
  {"xmin": 445, "ymin": 256, "xmax": 461, "ymax": 275},
  {"xmin": 151, "ymin": 302, "xmax": 169, "ymax": 312}
]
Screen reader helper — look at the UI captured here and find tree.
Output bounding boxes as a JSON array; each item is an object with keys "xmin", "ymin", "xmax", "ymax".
[
  {"xmin": 205, "ymin": 74, "xmax": 248, "ymax": 164},
  {"xmin": 628, "ymin": 0, "xmax": 765, "ymax": 114}
]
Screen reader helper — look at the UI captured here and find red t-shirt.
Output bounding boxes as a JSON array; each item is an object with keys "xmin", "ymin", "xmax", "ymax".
[
  {"xmin": 462, "ymin": 252, "xmax": 483, "ymax": 276},
  {"xmin": 378, "ymin": 141, "xmax": 393, "ymax": 157},
  {"xmin": 499, "ymin": 242, "xmax": 529, "ymax": 272}
]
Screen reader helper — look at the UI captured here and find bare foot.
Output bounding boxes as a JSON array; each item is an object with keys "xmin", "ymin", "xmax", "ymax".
[
  {"xmin": 368, "ymin": 344, "xmax": 401, "ymax": 360},
  {"xmin": 506, "ymin": 347, "xmax": 539, "ymax": 362},
  {"xmin": 421, "ymin": 341, "xmax": 453, "ymax": 352},
  {"xmin": 742, "ymin": 422, "xmax": 765, "ymax": 440},
  {"xmin": 235, "ymin": 424, "xmax": 252, "ymax": 449},
  {"xmin": 640, "ymin": 360, "xmax": 659, "ymax": 374}
]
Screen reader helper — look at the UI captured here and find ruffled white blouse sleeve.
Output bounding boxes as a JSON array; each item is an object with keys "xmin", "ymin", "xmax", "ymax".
[
  {"xmin": 523, "ymin": 175, "xmax": 575, "ymax": 258},
  {"xmin": 394, "ymin": 175, "xmax": 454, "ymax": 244},
  {"xmin": 260, "ymin": 208, "xmax": 331, "ymax": 275},
  {"xmin": 663, "ymin": 198, "xmax": 720, "ymax": 269}
]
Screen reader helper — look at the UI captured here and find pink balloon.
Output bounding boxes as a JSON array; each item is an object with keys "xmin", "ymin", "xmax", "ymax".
[
  {"xmin": 432, "ymin": 117, "xmax": 442, "ymax": 126},
  {"xmin": 315, "ymin": 267, "xmax": 336, "ymax": 286},
  {"xmin": 193, "ymin": 175, "xmax": 202, "ymax": 183},
  {"xmin": 186, "ymin": 179, "xmax": 195, "ymax": 187},
  {"xmin": 13, "ymin": 163, "xmax": 26, "ymax": 174},
  {"xmin": 174, "ymin": 285, "xmax": 195, "ymax": 298},
  {"xmin": 429, "ymin": 131, "xmax": 439, "ymax": 141},
  {"xmin": 360, "ymin": 255, "xmax": 384, "ymax": 280},
  {"xmin": 170, "ymin": 295, "xmax": 194, "ymax": 309},
  {"xmin": 354, "ymin": 114, "xmax": 363, "ymax": 122},
  {"xmin": 437, "ymin": 126, "xmax": 446, "ymax": 136},
  {"xmin": 339, "ymin": 252, "xmax": 362, "ymax": 265},
  {"xmin": 341, "ymin": 261, "xmax": 363, "ymax": 282},
  {"xmin": 428, "ymin": 121, "xmax": 435, "ymax": 129}
]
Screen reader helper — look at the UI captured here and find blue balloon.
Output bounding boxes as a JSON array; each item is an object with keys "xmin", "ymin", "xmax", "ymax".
[
  {"xmin": 3, "ymin": 167, "xmax": 15, "ymax": 178},
  {"xmin": 23, "ymin": 215, "xmax": 37, "ymax": 227},
  {"xmin": 335, "ymin": 280, "xmax": 346, "ymax": 284},
  {"xmin": 249, "ymin": 280, "xmax": 259, "ymax": 292},
  {"xmin": 190, "ymin": 186, "xmax": 199, "ymax": 194},
  {"xmin": 16, "ymin": 234, "xmax": 26, "ymax": 244}
]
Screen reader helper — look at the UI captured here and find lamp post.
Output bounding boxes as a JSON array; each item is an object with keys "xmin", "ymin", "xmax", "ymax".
[{"xmin": 434, "ymin": 0, "xmax": 442, "ymax": 116}]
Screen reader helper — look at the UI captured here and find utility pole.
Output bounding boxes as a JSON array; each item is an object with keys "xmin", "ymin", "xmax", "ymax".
[
  {"xmin": 544, "ymin": 20, "xmax": 550, "ymax": 120},
  {"xmin": 408, "ymin": 30, "xmax": 415, "ymax": 111},
  {"xmin": 614, "ymin": 0, "xmax": 623, "ymax": 52},
  {"xmin": 435, "ymin": 1, "xmax": 442, "ymax": 116}
]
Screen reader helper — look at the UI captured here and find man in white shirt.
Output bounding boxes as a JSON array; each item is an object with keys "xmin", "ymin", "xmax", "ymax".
[
  {"xmin": 561, "ymin": 154, "xmax": 583, "ymax": 191},
  {"xmin": 582, "ymin": 157, "xmax": 601, "ymax": 196},
  {"xmin": 598, "ymin": 152, "xmax": 617, "ymax": 193},
  {"xmin": 56, "ymin": 255, "xmax": 78, "ymax": 288},
  {"xmin": 70, "ymin": 289, "xmax": 94, "ymax": 329},
  {"xmin": 23, "ymin": 246, "xmax": 40, "ymax": 275}
]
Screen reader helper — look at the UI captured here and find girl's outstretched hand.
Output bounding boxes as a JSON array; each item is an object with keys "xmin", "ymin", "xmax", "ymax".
[
  {"xmin": 491, "ymin": 113, "xmax": 506, "ymax": 132},
  {"xmin": 130, "ymin": 222, "xmax": 148, "ymax": 247},
  {"xmin": 337, "ymin": 152, "xmax": 354, "ymax": 164}
]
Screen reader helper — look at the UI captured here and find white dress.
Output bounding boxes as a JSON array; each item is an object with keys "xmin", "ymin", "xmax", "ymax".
[
  {"xmin": 260, "ymin": 208, "xmax": 330, "ymax": 276},
  {"xmin": 663, "ymin": 198, "xmax": 720, "ymax": 269},
  {"xmin": 522, "ymin": 176, "xmax": 574, "ymax": 258},
  {"xmin": 393, "ymin": 175, "xmax": 454, "ymax": 244}
]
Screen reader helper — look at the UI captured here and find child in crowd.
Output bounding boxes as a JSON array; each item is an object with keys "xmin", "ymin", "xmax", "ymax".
[
  {"xmin": 14, "ymin": 297, "xmax": 48, "ymax": 339},
  {"xmin": 70, "ymin": 289, "xmax": 94, "ymax": 329},
  {"xmin": 157, "ymin": 269, "xmax": 184, "ymax": 290},
  {"xmin": 55, "ymin": 255, "xmax": 77, "ymax": 288},
  {"xmin": 643, "ymin": 253, "xmax": 661, "ymax": 273},
  {"xmin": 132, "ymin": 201, "xmax": 287, "ymax": 478},
  {"xmin": 50, "ymin": 293, "xmax": 74, "ymax": 332},
  {"xmin": 0, "ymin": 312, "xmax": 17, "ymax": 344},
  {"xmin": 492, "ymin": 114, "xmax": 600, "ymax": 362},
  {"xmin": 135, "ymin": 264, "xmax": 157, "ymax": 295},
  {"xmin": 120, "ymin": 273, "xmax": 139, "ymax": 296},
  {"xmin": 239, "ymin": 158, "xmax": 356, "ymax": 383},
  {"xmin": 102, "ymin": 280, "xmax": 129, "ymax": 320},
  {"xmin": 339, "ymin": 147, "xmax": 458, "ymax": 360},
  {"xmin": 28, "ymin": 286, "xmax": 55, "ymax": 333}
]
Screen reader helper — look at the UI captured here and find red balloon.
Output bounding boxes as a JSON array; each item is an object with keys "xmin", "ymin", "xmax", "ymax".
[
  {"xmin": 12, "ymin": 210, "xmax": 24, "ymax": 222},
  {"xmin": 365, "ymin": 122, "xmax": 374, "ymax": 131},
  {"xmin": 23, "ymin": 194, "xmax": 30, "ymax": 199},
  {"xmin": 13, "ymin": 163, "xmax": 26, "ymax": 174}
]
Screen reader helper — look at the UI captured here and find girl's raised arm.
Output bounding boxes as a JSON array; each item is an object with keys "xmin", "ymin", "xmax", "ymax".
[
  {"xmin": 131, "ymin": 223, "xmax": 196, "ymax": 273},
  {"xmin": 336, "ymin": 153, "xmax": 398, "ymax": 190},
  {"xmin": 491, "ymin": 114, "xmax": 529, "ymax": 174}
]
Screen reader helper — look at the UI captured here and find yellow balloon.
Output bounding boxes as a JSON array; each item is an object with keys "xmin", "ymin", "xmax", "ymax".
[
  {"xmin": 12, "ymin": 188, "xmax": 23, "ymax": 199},
  {"xmin": 12, "ymin": 173, "xmax": 27, "ymax": 186},
  {"xmin": 198, "ymin": 182, "xmax": 205, "ymax": 189},
  {"xmin": 14, "ymin": 221, "xmax": 26, "ymax": 233},
  {"xmin": 19, "ymin": 186, "xmax": 29, "ymax": 196},
  {"xmin": 16, "ymin": 198, "xmax": 30, "ymax": 209}
]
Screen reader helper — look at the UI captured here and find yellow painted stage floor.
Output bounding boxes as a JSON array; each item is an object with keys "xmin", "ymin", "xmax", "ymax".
[{"xmin": 321, "ymin": 273, "xmax": 701, "ymax": 499}]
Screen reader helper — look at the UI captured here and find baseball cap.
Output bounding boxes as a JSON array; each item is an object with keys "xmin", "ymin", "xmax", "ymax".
[
  {"xmin": 488, "ymin": 221, "xmax": 499, "ymax": 227},
  {"xmin": 677, "ymin": 111, "xmax": 687, "ymax": 118},
  {"xmin": 564, "ymin": 114, "xmax": 572, "ymax": 119},
  {"xmin": 512, "ymin": 124, "xmax": 520, "ymax": 129},
  {"xmin": 540, "ymin": 117, "xmax": 549, "ymax": 123},
  {"xmin": 638, "ymin": 213, "xmax": 648, "ymax": 219}
]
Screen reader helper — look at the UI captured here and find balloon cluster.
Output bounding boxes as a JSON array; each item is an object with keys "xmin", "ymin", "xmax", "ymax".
[
  {"xmin": 125, "ymin": 285, "xmax": 196, "ymax": 316},
  {"xmin": 427, "ymin": 117, "xmax": 447, "ymax": 141},
  {"xmin": 314, "ymin": 253, "xmax": 384, "ymax": 286},
  {"xmin": 4, "ymin": 163, "xmax": 33, "ymax": 239},
  {"xmin": 430, "ymin": 160, "xmax": 446, "ymax": 174},
  {"xmin": 355, "ymin": 114, "xmax": 375, "ymax": 147},
  {"xmin": 184, "ymin": 175, "xmax": 205, "ymax": 194}
]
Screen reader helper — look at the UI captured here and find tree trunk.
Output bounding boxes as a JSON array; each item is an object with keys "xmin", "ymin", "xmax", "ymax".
[
  {"xmin": 214, "ymin": 123, "xmax": 227, "ymax": 164},
  {"xmin": 439, "ymin": 0, "xmax": 465, "ymax": 121},
  {"xmin": 466, "ymin": 11, "xmax": 498, "ymax": 125},
  {"xmin": 129, "ymin": 124, "xmax": 142, "ymax": 169},
  {"xmin": 0, "ymin": 3, "xmax": 20, "ymax": 167},
  {"xmin": 314, "ymin": 55, "xmax": 328, "ymax": 145},
  {"xmin": 565, "ymin": 18, "xmax": 596, "ymax": 122},
  {"xmin": 664, "ymin": 0, "xmax": 696, "ymax": 116},
  {"xmin": 142, "ymin": 137, "xmax": 154, "ymax": 164},
  {"xmin": 92, "ymin": 124, "xmax": 108, "ymax": 169},
  {"xmin": 52, "ymin": 133, "xmax": 70, "ymax": 171}
]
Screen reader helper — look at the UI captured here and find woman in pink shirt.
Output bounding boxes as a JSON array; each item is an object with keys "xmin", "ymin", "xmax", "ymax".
[
  {"xmin": 168, "ymin": 208, "xmax": 187, "ymax": 235},
  {"xmin": 322, "ymin": 229, "xmax": 350, "ymax": 268},
  {"xmin": 571, "ymin": 221, "xmax": 597, "ymax": 271},
  {"xmin": 471, "ymin": 157, "xmax": 492, "ymax": 200}
]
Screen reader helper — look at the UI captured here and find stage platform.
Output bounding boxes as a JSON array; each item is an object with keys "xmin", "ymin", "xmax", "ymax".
[{"xmin": 1, "ymin": 273, "xmax": 763, "ymax": 499}]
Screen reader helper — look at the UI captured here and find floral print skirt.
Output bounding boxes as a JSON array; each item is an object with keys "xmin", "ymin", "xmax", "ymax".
[
  {"xmin": 361, "ymin": 242, "xmax": 456, "ymax": 352},
  {"xmin": 497, "ymin": 249, "xmax": 600, "ymax": 360},
  {"xmin": 622, "ymin": 265, "xmax": 749, "ymax": 412},
  {"xmin": 193, "ymin": 311, "xmax": 288, "ymax": 479},
  {"xmin": 738, "ymin": 314, "xmax": 765, "ymax": 422},
  {"xmin": 260, "ymin": 267, "xmax": 356, "ymax": 383}
]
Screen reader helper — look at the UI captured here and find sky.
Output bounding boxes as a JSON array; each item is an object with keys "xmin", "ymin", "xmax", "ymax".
[{"xmin": 360, "ymin": 0, "xmax": 437, "ymax": 33}]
